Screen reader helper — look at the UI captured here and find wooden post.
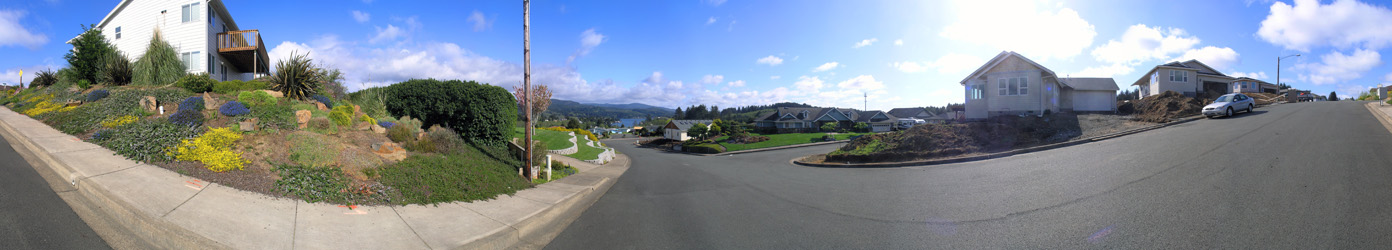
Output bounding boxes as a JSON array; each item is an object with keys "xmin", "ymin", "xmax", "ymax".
[{"xmin": 522, "ymin": 0, "xmax": 535, "ymax": 180}]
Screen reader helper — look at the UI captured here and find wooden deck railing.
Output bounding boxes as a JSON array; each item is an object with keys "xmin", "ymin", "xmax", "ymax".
[{"xmin": 217, "ymin": 30, "xmax": 262, "ymax": 52}]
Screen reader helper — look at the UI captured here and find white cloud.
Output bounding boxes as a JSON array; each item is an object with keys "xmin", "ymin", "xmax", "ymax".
[
  {"xmin": 727, "ymin": 80, "xmax": 746, "ymax": 87},
  {"xmin": 705, "ymin": 0, "xmax": 727, "ymax": 6},
  {"xmin": 1230, "ymin": 71, "xmax": 1270, "ymax": 80},
  {"xmin": 812, "ymin": 62, "xmax": 841, "ymax": 72},
  {"xmin": 756, "ymin": 55, "xmax": 783, "ymax": 66},
  {"xmin": 894, "ymin": 39, "xmax": 903, "ymax": 46},
  {"xmin": 1091, "ymin": 24, "xmax": 1200, "ymax": 65},
  {"xmin": 1257, "ymin": 0, "xmax": 1392, "ymax": 51},
  {"xmin": 370, "ymin": 25, "xmax": 405, "ymax": 44},
  {"xmin": 700, "ymin": 74, "xmax": 724, "ymax": 85},
  {"xmin": 1297, "ymin": 49, "xmax": 1381, "ymax": 85},
  {"xmin": 568, "ymin": 28, "xmax": 605, "ymax": 64},
  {"xmin": 1170, "ymin": 46, "xmax": 1240, "ymax": 71},
  {"xmin": 853, "ymin": 38, "xmax": 878, "ymax": 48},
  {"xmin": 836, "ymin": 75, "xmax": 885, "ymax": 90},
  {"xmin": 351, "ymin": 10, "xmax": 371, "ymax": 23},
  {"xmin": 467, "ymin": 10, "xmax": 494, "ymax": 32},
  {"xmin": 0, "ymin": 10, "xmax": 48, "ymax": 49},
  {"xmin": 707, "ymin": 17, "xmax": 717, "ymax": 25},
  {"xmin": 1385, "ymin": 72, "xmax": 1392, "ymax": 82},
  {"xmin": 940, "ymin": 0, "xmax": 1095, "ymax": 61},
  {"xmin": 770, "ymin": 75, "xmax": 781, "ymax": 80},
  {"xmin": 890, "ymin": 53, "xmax": 984, "ymax": 74},
  {"xmin": 793, "ymin": 76, "xmax": 824, "ymax": 92}
]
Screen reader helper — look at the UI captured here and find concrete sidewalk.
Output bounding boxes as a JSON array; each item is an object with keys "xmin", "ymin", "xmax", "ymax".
[
  {"xmin": 1365, "ymin": 102, "xmax": 1392, "ymax": 134},
  {"xmin": 0, "ymin": 107, "xmax": 628, "ymax": 250}
]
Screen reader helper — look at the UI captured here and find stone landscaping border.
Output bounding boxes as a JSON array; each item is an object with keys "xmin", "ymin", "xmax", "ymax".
[
  {"xmin": 546, "ymin": 132, "xmax": 579, "ymax": 155},
  {"xmin": 0, "ymin": 107, "xmax": 628, "ymax": 250},
  {"xmin": 793, "ymin": 115, "xmax": 1207, "ymax": 168}
]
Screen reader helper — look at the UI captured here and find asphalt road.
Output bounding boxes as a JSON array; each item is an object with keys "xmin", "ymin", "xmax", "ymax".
[
  {"xmin": 0, "ymin": 133, "xmax": 110, "ymax": 249},
  {"xmin": 547, "ymin": 101, "xmax": 1392, "ymax": 249}
]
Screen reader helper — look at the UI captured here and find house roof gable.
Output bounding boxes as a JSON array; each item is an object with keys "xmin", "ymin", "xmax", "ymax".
[
  {"xmin": 959, "ymin": 51, "xmax": 1057, "ymax": 85},
  {"xmin": 665, "ymin": 120, "xmax": 713, "ymax": 131},
  {"xmin": 1059, "ymin": 77, "xmax": 1119, "ymax": 91}
]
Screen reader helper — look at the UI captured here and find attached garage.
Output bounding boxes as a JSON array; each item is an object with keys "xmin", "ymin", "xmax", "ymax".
[{"xmin": 1059, "ymin": 77, "xmax": 1120, "ymax": 112}]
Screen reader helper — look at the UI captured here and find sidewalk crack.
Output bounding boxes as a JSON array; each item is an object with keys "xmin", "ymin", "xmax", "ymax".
[
  {"xmin": 291, "ymin": 201, "xmax": 298, "ymax": 250},
  {"xmin": 390, "ymin": 206, "xmax": 433, "ymax": 249},
  {"xmin": 162, "ymin": 183, "xmax": 211, "ymax": 218}
]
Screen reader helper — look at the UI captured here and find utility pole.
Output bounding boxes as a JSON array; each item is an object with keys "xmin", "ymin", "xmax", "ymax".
[
  {"xmin": 522, "ymin": 0, "xmax": 535, "ymax": 180},
  {"xmin": 1277, "ymin": 53, "xmax": 1300, "ymax": 92},
  {"xmin": 863, "ymin": 92, "xmax": 866, "ymax": 111}
]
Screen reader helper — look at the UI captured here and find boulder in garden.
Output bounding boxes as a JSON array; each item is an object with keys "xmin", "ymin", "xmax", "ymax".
[
  {"xmin": 239, "ymin": 118, "xmax": 258, "ymax": 132},
  {"xmin": 202, "ymin": 92, "xmax": 218, "ymax": 110},
  {"xmin": 295, "ymin": 110, "xmax": 312, "ymax": 129},
  {"xmin": 260, "ymin": 90, "xmax": 284, "ymax": 98},
  {"xmin": 315, "ymin": 102, "xmax": 328, "ymax": 111},
  {"xmin": 139, "ymin": 96, "xmax": 158, "ymax": 113}
]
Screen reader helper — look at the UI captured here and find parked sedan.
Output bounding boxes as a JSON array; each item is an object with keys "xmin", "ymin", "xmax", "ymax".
[{"xmin": 1203, "ymin": 93, "xmax": 1255, "ymax": 118}]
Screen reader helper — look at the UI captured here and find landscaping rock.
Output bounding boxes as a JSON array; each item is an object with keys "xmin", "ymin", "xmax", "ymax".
[
  {"xmin": 370, "ymin": 124, "xmax": 386, "ymax": 134},
  {"xmin": 260, "ymin": 90, "xmax": 284, "ymax": 98},
  {"xmin": 239, "ymin": 118, "xmax": 258, "ymax": 132},
  {"xmin": 139, "ymin": 96, "xmax": 158, "ymax": 113},
  {"xmin": 295, "ymin": 110, "xmax": 312, "ymax": 129},
  {"xmin": 355, "ymin": 121, "xmax": 371, "ymax": 131},
  {"xmin": 65, "ymin": 101, "xmax": 82, "ymax": 107},
  {"xmin": 353, "ymin": 105, "xmax": 361, "ymax": 114},
  {"xmin": 315, "ymin": 102, "xmax": 328, "ymax": 111},
  {"xmin": 370, "ymin": 142, "xmax": 408, "ymax": 162},
  {"xmin": 202, "ymin": 92, "xmax": 218, "ymax": 110}
]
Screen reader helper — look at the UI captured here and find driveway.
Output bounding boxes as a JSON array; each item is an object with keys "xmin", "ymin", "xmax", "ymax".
[{"xmin": 547, "ymin": 101, "xmax": 1392, "ymax": 249}]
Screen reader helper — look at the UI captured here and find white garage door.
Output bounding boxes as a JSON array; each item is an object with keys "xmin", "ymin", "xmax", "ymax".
[{"xmin": 1073, "ymin": 91, "xmax": 1114, "ymax": 111}]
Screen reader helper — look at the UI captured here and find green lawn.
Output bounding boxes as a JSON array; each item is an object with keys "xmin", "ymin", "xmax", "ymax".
[
  {"xmin": 714, "ymin": 132, "xmax": 870, "ymax": 152},
  {"xmin": 512, "ymin": 127, "xmax": 576, "ymax": 150},
  {"xmin": 566, "ymin": 136, "xmax": 606, "ymax": 161}
]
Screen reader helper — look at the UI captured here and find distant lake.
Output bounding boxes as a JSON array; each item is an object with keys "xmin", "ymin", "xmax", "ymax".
[{"xmin": 610, "ymin": 118, "xmax": 646, "ymax": 128}]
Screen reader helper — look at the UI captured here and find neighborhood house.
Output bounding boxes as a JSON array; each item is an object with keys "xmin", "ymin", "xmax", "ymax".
[
  {"xmin": 959, "ymin": 51, "xmax": 1120, "ymax": 119},
  {"xmin": 81, "ymin": 0, "xmax": 269, "ymax": 82},
  {"xmin": 753, "ymin": 107, "xmax": 897, "ymax": 133},
  {"xmin": 663, "ymin": 119, "xmax": 713, "ymax": 141},
  {"xmin": 1232, "ymin": 77, "xmax": 1279, "ymax": 94},
  {"xmin": 1133, "ymin": 60, "xmax": 1236, "ymax": 98}
]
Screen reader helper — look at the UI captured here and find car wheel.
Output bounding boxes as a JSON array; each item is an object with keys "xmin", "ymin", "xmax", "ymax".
[
  {"xmin": 1226, "ymin": 107, "xmax": 1233, "ymax": 117},
  {"xmin": 1247, "ymin": 104, "xmax": 1253, "ymax": 113}
]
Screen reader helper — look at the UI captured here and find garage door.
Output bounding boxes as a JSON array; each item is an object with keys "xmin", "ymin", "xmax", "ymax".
[{"xmin": 1073, "ymin": 91, "xmax": 1114, "ymax": 111}]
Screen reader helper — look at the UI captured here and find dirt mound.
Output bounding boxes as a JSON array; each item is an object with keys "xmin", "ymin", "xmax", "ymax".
[
  {"xmin": 1133, "ymin": 91, "xmax": 1206, "ymax": 123},
  {"xmin": 826, "ymin": 115, "xmax": 1081, "ymax": 163}
]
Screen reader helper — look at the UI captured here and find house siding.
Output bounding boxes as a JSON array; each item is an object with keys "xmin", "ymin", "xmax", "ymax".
[
  {"xmin": 101, "ymin": 0, "xmax": 256, "ymax": 82},
  {"xmin": 983, "ymin": 62, "xmax": 1044, "ymax": 115},
  {"xmin": 1151, "ymin": 68, "xmax": 1198, "ymax": 96}
]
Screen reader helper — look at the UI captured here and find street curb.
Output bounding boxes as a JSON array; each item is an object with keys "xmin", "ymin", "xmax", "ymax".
[
  {"xmin": 0, "ymin": 107, "xmax": 628, "ymax": 250},
  {"xmin": 793, "ymin": 116, "xmax": 1205, "ymax": 168},
  {"xmin": 0, "ymin": 108, "xmax": 227, "ymax": 249},
  {"xmin": 1363, "ymin": 102, "xmax": 1392, "ymax": 135}
]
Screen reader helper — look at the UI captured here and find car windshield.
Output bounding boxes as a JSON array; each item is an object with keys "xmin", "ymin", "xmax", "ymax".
[{"xmin": 1215, "ymin": 96, "xmax": 1232, "ymax": 102}]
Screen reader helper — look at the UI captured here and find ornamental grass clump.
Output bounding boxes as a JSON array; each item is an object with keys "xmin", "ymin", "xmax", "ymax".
[
  {"xmin": 219, "ymin": 101, "xmax": 250, "ymax": 116},
  {"xmin": 132, "ymin": 29, "xmax": 186, "ymax": 86},
  {"xmin": 170, "ymin": 127, "xmax": 247, "ymax": 172}
]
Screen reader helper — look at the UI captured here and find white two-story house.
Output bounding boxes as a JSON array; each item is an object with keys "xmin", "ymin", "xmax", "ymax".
[{"xmin": 78, "ymin": 0, "xmax": 268, "ymax": 82}]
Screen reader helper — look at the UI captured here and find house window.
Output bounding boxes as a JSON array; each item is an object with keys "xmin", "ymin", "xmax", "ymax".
[
  {"xmin": 182, "ymin": 2, "xmax": 201, "ymax": 23},
  {"xmin": 997, "ymin": 77, "xmax": 1027, "ymax": 96},
  {"xmin": 115, "ymin": 26, "xmax": 121, "ymax": 39},
  {"xmin": 208, "ymin": 55, "xmax": 215, "ymax": 74},
  {"xmin": 181, "ymin": 51, "xmax": 200, "ymax": 71},
  {"xmin": 1169, "ymin": 70, "xmax": 1188, "ymax": 82},
  {"xmin": 968, "ymin": 84, "xmax": 984, "ymax": 100}
]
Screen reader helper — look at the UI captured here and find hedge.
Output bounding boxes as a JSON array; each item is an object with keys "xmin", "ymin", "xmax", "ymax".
[{"xmin": 383, "ymin": 79, "xmax": 516, "ymax": 146}]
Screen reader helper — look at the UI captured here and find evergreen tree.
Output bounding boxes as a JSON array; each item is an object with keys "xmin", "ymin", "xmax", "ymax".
[
  {"xmin": 674, "ymin": 107, "xmax": 684, "ymax": 119},
  {"xmin": 710, "ymin": 105, "xmax": 720, "ymax": 119},
  {"xmin": 1329, "ymin": 91, "xmax": 1339, "ymax": 101},
  {"xmin": 65, "ymin": 24, "xmax": 116, "ymax": 86}
]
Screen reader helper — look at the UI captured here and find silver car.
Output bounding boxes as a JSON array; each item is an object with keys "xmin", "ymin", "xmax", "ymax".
[{"xmin": 1202, "ymin": 93, "xmax": 1255, "ymax": 118}]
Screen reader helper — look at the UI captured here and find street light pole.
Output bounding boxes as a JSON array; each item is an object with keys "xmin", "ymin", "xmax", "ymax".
[{"xmin": 1277, "ymin": 54, "xmax": 1300, "ymax": 90}]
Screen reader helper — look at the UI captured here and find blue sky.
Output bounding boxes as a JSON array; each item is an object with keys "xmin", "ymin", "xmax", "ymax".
[{"xmin": 3, "ymin": 0, "xmax": 1392, "ymax": 110}]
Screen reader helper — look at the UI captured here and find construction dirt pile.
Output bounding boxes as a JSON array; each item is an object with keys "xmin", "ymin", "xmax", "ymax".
[
  {"xmin": 1244, "ymin": 92, "xmax": 1280, "ymax": 105},
  {"xmin": 1132, "ymin": 91, "xmax": 1207, "ymax": 123},
  {"xmin": 826, "ymin": 115, "xmax": 1081, "ymax": 163}
]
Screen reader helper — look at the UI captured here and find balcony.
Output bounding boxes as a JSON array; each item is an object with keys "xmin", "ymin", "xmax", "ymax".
[{"xmin": 216, "ymin": 30, "xmax": 270, "ymax": 74}]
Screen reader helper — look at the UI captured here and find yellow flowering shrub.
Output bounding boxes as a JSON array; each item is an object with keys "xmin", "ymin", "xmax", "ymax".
[
  {"xmin": 22, "ymin": 100, "xmax": 63, "ymax": 116},
  {"xmin": 58, "ymin": 106, "xmax": 78, "ymax": 113},
  {"xmin": 170, "ymin": 127, "xmax": 247, "ymax": 172},
  {"xmin": 101, "ymin": 115, "xmax": 141, "ymax": 128}
]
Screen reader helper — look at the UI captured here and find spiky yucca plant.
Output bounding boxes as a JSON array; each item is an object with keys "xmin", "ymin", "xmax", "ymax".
[
  {"xmin": 133, "ymin": 29, "xmax": 187, "ymax": 86},
  {"xmin": 31, "ymin": 69, "xmax": 58, "ymax": 88},
  {"xmin": 269, "ymin": 51, "xmax": 321, "ymax": 100},
  {"xmin": 101, "ymin": 51, "xmax": 133, "ymax": 86}
]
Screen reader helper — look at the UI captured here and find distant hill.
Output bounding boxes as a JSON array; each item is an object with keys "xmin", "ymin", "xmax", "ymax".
[{"xmin": 544, "ymin": 99, "xmax": 671, "ymax": 119}]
